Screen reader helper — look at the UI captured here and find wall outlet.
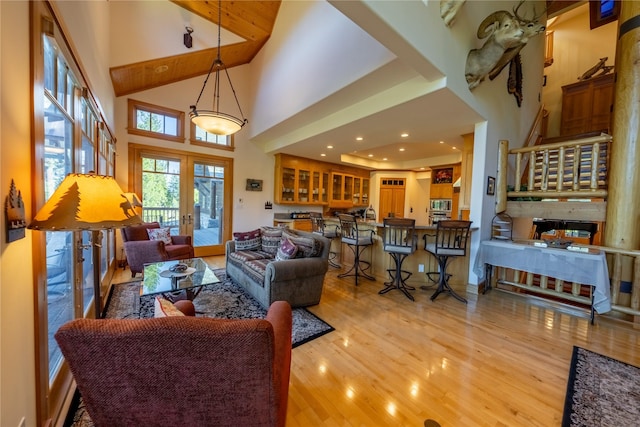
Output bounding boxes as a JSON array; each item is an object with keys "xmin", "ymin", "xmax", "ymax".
[{"xmin": 418, "ymin": 264, "xmax": 425, "ymax": 273}]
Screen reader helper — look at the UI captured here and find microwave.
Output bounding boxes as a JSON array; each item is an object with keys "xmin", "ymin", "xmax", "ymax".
[{"xmin": 430, "ymin": 199, "xmax": 452, "ymax": 212}]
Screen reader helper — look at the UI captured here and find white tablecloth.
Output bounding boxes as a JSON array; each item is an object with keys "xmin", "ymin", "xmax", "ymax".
[{"xmin": 475, "ymin": 240, "xmax": 611, "ymax": 314}]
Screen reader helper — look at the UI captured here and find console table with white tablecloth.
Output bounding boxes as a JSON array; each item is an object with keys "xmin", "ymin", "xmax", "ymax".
[{"xmin": 474, "ymin": 240, "xmax": 612, "ymax": 317}]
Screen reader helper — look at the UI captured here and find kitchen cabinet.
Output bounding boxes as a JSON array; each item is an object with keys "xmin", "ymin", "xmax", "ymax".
[
  {"xmin": 311, "ymin": 170, "xmax": 327, "ymax": 204},
  {"xmin": 274, "ymin": 155, "xmax": 312, "ymax": 204},
  {"xmin": 352, "ymin": 177, "xmax": 370, "ymax": 207},
  {"xmin": 274, "ymin": 154, "xmax": 370, "ymax": 207}
]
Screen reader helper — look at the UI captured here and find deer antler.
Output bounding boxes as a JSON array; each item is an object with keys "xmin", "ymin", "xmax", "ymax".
[{"xmin": 514, "ymin": 0, "xmax": 547, "ymax": 23}]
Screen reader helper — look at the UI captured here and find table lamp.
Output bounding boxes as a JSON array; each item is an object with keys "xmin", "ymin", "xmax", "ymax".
[{"xmin": 28, "ymin": 173, "xmax": 142, "ymax": 317}]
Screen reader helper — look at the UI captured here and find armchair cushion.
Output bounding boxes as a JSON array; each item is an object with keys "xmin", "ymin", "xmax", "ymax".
[
  {"xmin": 147, "ymin": 227, "xmax": 172, "ymax": 244},
  {"xmin": 282, "ymin": 229, "xmax": 322, "ymax": 258}
]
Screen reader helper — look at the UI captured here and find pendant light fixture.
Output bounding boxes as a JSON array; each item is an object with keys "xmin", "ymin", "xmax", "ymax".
[{"xmin": 189, "ymin": 0, "xmax": 247, "ymax": 136}]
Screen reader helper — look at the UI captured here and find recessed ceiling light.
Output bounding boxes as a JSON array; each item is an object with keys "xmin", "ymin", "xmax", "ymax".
[
  {"xmin": 368, "ymin": 154, "xmax": 373, "ymax": 157},
  {"xmin": 452, "ymin": 146, "xmax": 457, "ymax": 150},
  {"xmin": 327, "ymin": 145, "xmax": 333, "ymax": 149},
  {"xmin": 383, "ymin": 158, "xmax": 388, "ymax": 161},
  {"xmin": 356, "ymin": 137, "xmax": 363, "ymax": 141},
  {"xmin": 401, "ymin": 133, "xmax": 409, "ymax": 138},
  {"xmin": 420, "ymin": 167, "xmax": 425, "ymax": 170},
  {"xmin": 399, "ymin": 148, "xmax": 405, "ymax": 152},
  {"xmin": 320, "ymin": 153, "xmax": 326, "ymax": 157},
  {"xmin": 439, "ymin": 141, "xmax": 444, "ymax": 144}
]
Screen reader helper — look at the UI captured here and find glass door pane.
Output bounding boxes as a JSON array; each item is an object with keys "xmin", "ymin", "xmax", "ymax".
[
  {"xmin": 192, "ymin": 161, "xmax": 226, "ymax": 254},
  {"xmin": 43, "ymin": 93, "xmax": 74, "ymax": 383},
  {"xmin": 141, "ymin": 156, "xmax": 182, "ymax": 236}
]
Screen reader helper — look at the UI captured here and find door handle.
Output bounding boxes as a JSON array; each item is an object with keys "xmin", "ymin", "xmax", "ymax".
[
  {"xmin": 182, "ymin": 215, "xmax": 186, "ymax": 225},
  {"xmin": 188, "ymin": 214, "xmax": 192, "ymax": 225}
]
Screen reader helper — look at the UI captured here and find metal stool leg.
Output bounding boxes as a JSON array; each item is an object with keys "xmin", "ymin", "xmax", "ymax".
[
  {"xmin": 379, "ymin": 252, "xmax": 415, "ymax": 301},
  {"xmin": 338, "ymin": 242, "xmax": 375, "ymax": 286},
  {"xmin": 328, "ymin": 237, "xmax": 341, "ymax": 268},
  {"xmin": 430, "ymin": 255, "xmax": 467, "ymax": 303}
]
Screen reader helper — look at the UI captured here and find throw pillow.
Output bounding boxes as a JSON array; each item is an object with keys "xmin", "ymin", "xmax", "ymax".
[
  {"xmin": 147, "ymin": 227, "xmax": 172, "ymax": 245},
  {"xmin": 233, "ymin": 229, "xmax": 261, "ymax": 251},
  {"xmin": 260, "ymin": 226, "xmax": 284, "ymax": 255},
  {"xmin": 154, "ymin": 297, "xmax": 185, "ymax": 317},
  {"xmin": 283, "ymin": 229, "xmax": 322, "ymax": 258},
  {"xmin": 276, "ymin": 237, "xmax": 298, "ymax": 261}
]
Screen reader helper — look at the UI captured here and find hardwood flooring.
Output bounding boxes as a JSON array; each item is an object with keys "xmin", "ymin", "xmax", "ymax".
[{"xmin": 122, "ymin": 256, "xmax": 640, "ymax": 426}]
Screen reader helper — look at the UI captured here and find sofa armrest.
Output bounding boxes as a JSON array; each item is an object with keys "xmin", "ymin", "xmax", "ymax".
[
  {"xmin": 265, "ymin": 301, "xmax": 292, "ymax": 427},
  {"xmin": 264, "ymin": 257, "xmax": 328, "ymax": 283},
  {"xmin": 170, "ymin": 235, "xmax": 192, "ymax": 246}
]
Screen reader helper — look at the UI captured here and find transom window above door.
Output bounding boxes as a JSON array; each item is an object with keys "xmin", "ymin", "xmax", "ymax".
[{"xmin": 127, "ymin": 99, "xmax": 184, "ymax": 143}]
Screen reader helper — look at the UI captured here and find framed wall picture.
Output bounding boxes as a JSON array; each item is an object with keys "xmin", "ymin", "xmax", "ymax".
[
  {"xmin": 246, "ymin": 179, "xmax": 263, "ymax": 191},
  {"xmin": 432, "ymin": 167, "xmax": 453, "ymax": 184},
  {"xmin": 486, "ymin": 176, "xmax": 495, "ymax": 196}
]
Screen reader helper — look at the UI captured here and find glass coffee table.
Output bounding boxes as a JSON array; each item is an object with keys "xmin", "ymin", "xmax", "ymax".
[{"xmin": 140, "ymin": 258, "xmax": 220, "ymax": 302}]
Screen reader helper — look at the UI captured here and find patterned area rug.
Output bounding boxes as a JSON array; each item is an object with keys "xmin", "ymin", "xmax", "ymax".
[
  {"xmin": 562, "ymin": 346, "xmax": 640, "ymax": 427},
  {"xmin": 66, "ymin": 269, "xmax": 333, "ymax": 427},
  {"xmin": 105, "ymin": 269, "xmax": 334, "ymax": 348}
]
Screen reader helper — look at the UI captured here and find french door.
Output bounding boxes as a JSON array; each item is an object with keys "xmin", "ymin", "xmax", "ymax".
[{"xmin": 129, "ymin": 144, "xmax": 233, "ymax": 256}]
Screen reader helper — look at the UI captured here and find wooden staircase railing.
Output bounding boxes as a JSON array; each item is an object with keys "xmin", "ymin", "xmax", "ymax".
[{"xmin": 492, "ymin": 131, "xmax": 640, "ymax": 320}]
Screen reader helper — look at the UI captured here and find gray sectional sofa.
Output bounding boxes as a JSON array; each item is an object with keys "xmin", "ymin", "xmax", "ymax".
[{"xmin": 225, "ymin": 227, "xmax": 330, "ymax": 308}]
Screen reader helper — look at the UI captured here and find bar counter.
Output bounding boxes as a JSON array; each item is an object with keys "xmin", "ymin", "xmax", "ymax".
[{"xmin": 323, "ymin": 218, "xmax": 475, "ymax": 291}]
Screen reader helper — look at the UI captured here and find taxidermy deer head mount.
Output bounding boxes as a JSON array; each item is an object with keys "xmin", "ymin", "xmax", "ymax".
[{"xmin": 465, "ymin": 1, "xmax": 546, "ymax": 91}]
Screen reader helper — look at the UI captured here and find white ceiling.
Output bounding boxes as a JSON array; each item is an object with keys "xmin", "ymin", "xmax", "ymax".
[{"xmin": 110, "ymin": 0, "xmax": 483, "ymax": 171}]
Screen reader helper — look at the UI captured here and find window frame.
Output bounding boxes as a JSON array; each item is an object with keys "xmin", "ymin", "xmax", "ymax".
[
  {"xmin": 127, "ymin": 98, "xmax": 185, "ymax": 143},
  {"xmin": 189, "ymin": 121, "xmax": 235, "ymax": 152}
]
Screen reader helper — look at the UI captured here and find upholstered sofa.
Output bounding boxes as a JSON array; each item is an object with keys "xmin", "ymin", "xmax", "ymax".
[
  {"xmin": 55, "ymin": 300, "xmax": 292, "ymax": 427},
  {"xmin": 121, "ymin": 222, "xmax": 194, "ymax": 277},
  {"xmin": 226, "ymin": 227, "xmax": 330, "ymax": 309}
]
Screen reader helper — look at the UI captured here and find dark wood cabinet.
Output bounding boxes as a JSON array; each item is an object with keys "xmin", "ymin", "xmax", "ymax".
[{"xmin": 560, "ymin": 73, "xmax": 614, "ymax": 136}]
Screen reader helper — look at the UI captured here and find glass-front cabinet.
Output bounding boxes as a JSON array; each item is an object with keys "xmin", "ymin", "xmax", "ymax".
[
  {"xmin": 298, "ymin": 168, "xmax": 310, "ymax": 202},
  {"xmin": 361, "ymin": 178, "xmax": 370, "ymax": 207},
  {"xmin": 331, "ymin": 173, "xmax": 343, "ymax": 203},
  {"xmin": 274, "ymin": 153, "xmax": 369, "ymax": 207},
  {"xmin": 280, "ymin": 167, "xmax": 295, "ymax": 202},
  {"xmin": 321, "ymin": 172, "xmax": 329, "ymax": 203},
  {"xmin": 353, "ymin": 177, "xmax": 361, "ymax": 205},
  {"xmin": 344, "ymin": 175, "xmax": 353, "ymax": 203}
]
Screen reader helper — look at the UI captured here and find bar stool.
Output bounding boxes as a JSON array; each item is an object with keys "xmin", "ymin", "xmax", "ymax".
[
  {"xmin": 379, "ymin": 218, "xmax": 417, "ymax": 301},
  {"xmin": 423, "ymin": 220, "xmax": 472, "ymax": 303},
  {"xmin": 310, "ymin": 212, "xmax": 340, "ymax": 268},
  {"xmin": 337, "ymin": 214, "xmax": 375, "ymax": 285}
]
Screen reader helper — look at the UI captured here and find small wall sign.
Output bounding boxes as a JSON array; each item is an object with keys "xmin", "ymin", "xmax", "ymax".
[
  {"xmin": 5, "ymin": 179, "xmax": 26, "ymax": 242},
  {"xmin": 246, "ymin": 179, "xmax": 263, "ymax": 191}
]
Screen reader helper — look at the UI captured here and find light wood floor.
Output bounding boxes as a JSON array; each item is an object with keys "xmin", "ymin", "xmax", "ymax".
[{"xmin": 120, "ymin": 256, "xmax": 640, "ymax": 426}]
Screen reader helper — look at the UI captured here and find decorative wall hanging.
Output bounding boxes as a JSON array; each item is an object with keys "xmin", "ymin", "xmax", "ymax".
[
  {"xmin": 440, "ymin": 0, "xmax": 466, "ymax": 27},
  {"xmin": 465, "ymin": 0, "xmax": 545, "ymax": 102},
  {"xmin": 5, "ymin": 179, "xmax": 26, "ymax": 242},
  {"xmin": 578, "ymin": 57, "xmax": 614, "ymax": 81},
  {"xmin": 246, "ymin": 179, "xmax": 263, "ymax": 191},
  {"xmin": 433, "ymin": 168, "xmax": 453, "ymax": 184}
]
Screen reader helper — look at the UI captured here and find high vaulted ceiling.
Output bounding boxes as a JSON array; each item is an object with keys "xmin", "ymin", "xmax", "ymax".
[
  {"xmin": 109, "ymin": 1, "xmax": 281, "ymax": 97},
  {"xmin": 109, "ymin": 1, "xmax": 576, "ymax": 171}
]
